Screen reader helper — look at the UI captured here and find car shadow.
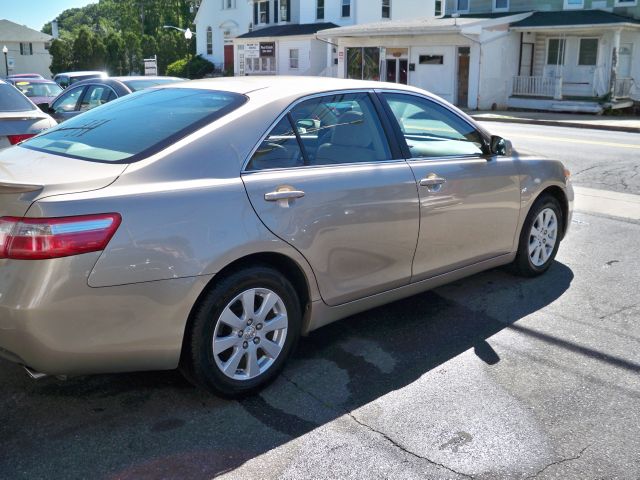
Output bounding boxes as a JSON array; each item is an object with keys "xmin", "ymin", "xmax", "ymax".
[{"xmin": 0, "ymin": 262, "xmax": 574, "ymax": 479}]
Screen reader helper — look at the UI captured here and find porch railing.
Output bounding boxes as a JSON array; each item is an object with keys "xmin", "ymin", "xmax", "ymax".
[
  {"xmin": 613, "ymin": 77, "xmax": 634, "ymax": 99},
  {"xmin": 512, "ymin": 76, "xmax": 562, "ymax": 99}
]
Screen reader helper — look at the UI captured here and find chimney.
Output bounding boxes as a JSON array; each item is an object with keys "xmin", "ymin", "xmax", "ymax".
[{"xmin": 52, "ymin": 20, "xmax": 59, "ymax": 39}]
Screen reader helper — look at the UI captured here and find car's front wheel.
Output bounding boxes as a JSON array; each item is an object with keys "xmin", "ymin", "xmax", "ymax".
[
  {"xmin": 181, "ymin": 266, "xmax": 301, "ymax": 397},
  {"xmin": 512, "ymin": 193, "xmax": 563, "ymax": 277}
]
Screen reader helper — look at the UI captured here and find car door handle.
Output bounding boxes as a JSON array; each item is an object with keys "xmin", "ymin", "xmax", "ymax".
[
  {"xmin": 419, "ymin": 177, "xmax": 446, "ymax": 187},
  {"xmin": 264, "ymin": 190, "xmax": 305, "ymax": 201}
]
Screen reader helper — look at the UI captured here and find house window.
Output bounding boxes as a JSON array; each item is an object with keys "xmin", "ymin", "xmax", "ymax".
[
  {"xmin": 206, "ymin": 27, "xmax": 213, "ymax": 55},
  {"xmin": 435, "ymin": 0, "xmax": 443, "ymax": 16},
  {"xmin": 578, "ymin": 38, "xmax": 598, "ymax": 66},
  {"xmin": 547, "ymin": 38, "xmax": 566, "ymax": 65},
  {"xmin": 342, "ymin": 0, "xmax": 351, "ymax": 17},
  {"xmin": 614, "ymin": 0, "xmax": 637, "ymax": 5},
  {"xmin": 258, "ymin": 0, "xmax": 269, "ymax": 24},
  {"xmin": 222, "ymin": 0, "xmax": 235, "ymax": 8},
  {"xmin": 19, "ymin": 42, "xmax": 33, "ymax": 55},
  {"xmin": 317, "ymin": 0, "xmax": 324, "ymax": 20},
  {"xmin": 457, "ymin": 0, "xmax": 469, "ymax": 12},
  {"xmin": 494, "ymin": 0, "xmax": 508, "ymax": 10},
  {"xmin": 289, "ymin": 48, "xmax": 299, "ymax": 69},
  {"xmin": 382, "ymin": 0, "xmax": 391, "ymax": 18},
  {"xmin": 346, "ymin": 47, "xmax": 380, "ymax": 80},
  {"xmin": 419, "ymin": 55, "xmax": 444, "ymax": 65},
  {"xmin": 280, "ymin": 0, "xmax": 289, "ymax": 21},
  {"xmin": 563, "ymin": 0, "xmax": 583, "ymax": 9}
]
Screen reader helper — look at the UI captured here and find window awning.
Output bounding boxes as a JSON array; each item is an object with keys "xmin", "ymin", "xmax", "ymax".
[{"xmin": 510, "ymin": 10, "xmax": 640, "ymax": 30}]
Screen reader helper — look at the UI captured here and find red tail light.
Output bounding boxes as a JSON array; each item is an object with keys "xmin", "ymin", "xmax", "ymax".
[
  {"xmin": 7, "ymin": 134, "xmax": 36, "ymax": 145},
  {"xmin": 0, "ymin": 214, "xmax": 121, "ymax": 260}
]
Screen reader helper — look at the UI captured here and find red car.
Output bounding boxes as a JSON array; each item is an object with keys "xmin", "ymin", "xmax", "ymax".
[{"xmin": 6, "ymin": 78, "xmax": 63, "ymax": 107}]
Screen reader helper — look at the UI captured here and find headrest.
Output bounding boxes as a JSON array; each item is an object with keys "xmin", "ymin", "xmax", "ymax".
[{"xmin": 331, "ymin": 111, "xmax": 373, "ymax": 147}]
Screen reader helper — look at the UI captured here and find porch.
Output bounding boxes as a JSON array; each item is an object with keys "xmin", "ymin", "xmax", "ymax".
[{"xmin": 508, "ymin": 10, "xmax": 640, "ymax": 113}]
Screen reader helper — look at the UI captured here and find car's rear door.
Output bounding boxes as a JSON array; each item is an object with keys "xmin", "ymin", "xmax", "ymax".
[
  {"xmin": 242, "ymin": 91, "xmax": 420, "ymax": 306},
  {"xmin": 378, "ymin": 91, "xmax": 521, "ymax": 281}
]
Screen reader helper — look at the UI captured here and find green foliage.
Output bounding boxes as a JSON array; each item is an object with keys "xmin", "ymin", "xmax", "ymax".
[
  {"xmin": 166, "ymin": 55, "xmax": 215, "ymax": 79},
  {"xmin": 43, "ymin": 0, "xmax": 198, "ymax": 76}
]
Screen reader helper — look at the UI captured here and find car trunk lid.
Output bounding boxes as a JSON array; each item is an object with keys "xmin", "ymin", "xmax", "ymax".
[{"xmin": 0, "ymin": 146, "xmax": 127, "ymax": 217}]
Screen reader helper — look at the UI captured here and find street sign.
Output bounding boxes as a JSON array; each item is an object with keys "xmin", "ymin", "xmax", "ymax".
[{"xmin": 144, "ymin": 56, "xmax": 157, "ymax": 76}]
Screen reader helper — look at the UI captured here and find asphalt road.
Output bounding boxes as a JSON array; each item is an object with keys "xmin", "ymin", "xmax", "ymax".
[
  {"xmin": 478, "ymin": 122, "xmax": 640, "ymax": 195},
  {"xmin": 2, "ymin": 123, "xmax": 639, "ymax": 479}
]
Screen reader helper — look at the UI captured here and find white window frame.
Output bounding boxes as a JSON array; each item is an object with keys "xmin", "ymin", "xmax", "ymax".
[
  {"xmin": 206, "ymin": 26, "xmax": 213, "ymax": 55},
  {"xmin": 563, "ymin": 0, "xmax": 584, "ymax": 9},
  {"xmin": 19, "ymin": 42, "xmax": 33, "ymax": 56},
  {"xmin": 382, "ymin": 0, "xmax": 391, "ymax": 19},
  {"xmin": 316, "ymin": 0, "xmax": 325, "ymax": 20},
  {"xmin": 614, "ymin": 0, "xmax": 637, "ymax": 5},
  {"xmin": 222, "ymin": 0, "xmax": 236, "ymax": 9},
  {"xmin": 493, "ymin": 0, "xmax": 509, "ymax": 11},
  {"xmin": 289, "ymin": 48, "xmax": 299, "ymax": 70},
  {"xmin": 456, "ymin": 0, "xmax": 470, "ymax": 13},
  {"xmin": 257, "ymin": 0, "xmax": 269, "ymax": 25},
  {"xmin": 577, "ymin": 37, "xmax": 599, "ymax": 66}
]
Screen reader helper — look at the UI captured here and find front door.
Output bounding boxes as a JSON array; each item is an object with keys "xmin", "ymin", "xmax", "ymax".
[
  {"xmin": 619, "ymin": 43, "xmax": 633, "ymax": 77},
  {"xmin": 380, "ymin": 92, "xmax": 521, "ymax": 281},
  {"xmin": 456, "ymin": 47, "xmax": 470, "ymax": 108},
  {"xmin": 224, "ymin": 45, "xmax": 234, "ymax": 72},
  {"xmin": 386, "ymin": 58, "xmax": 408, "ymax": 84},
  {"xmin": 242, "ymin": 92, "xmax": 420, "ymax": 306}
]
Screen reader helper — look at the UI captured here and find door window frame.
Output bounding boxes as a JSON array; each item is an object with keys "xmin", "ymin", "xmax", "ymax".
[
  {"xmin": 51, "ymin": 85, "xmax": 86, "ymax": 113},
  {"xmin": 242, "ymin": 89, "xmax": 404, "ymax": 173},
  {"xmin": 374, "ymin": 90, "xmax": 492, "ymax": 161},
  {"xmin": 78, "ymin": 83, "xmax": 118, "ymax": 112}
]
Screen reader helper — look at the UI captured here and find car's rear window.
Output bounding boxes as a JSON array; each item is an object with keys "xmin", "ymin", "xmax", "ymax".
[
  {"xmin": 14, "ymin": 81, "xmax": 63, "ymax": 98},
  {"xmin": 0, "ymin": 84, "xmax": 37, "ymax": 112},
  {"xmin": 123, "ymin": 78, "xmax": 183, "ymax": 92},
  {"xmin": 22, "ymin": 88, "xmax": 246, "ymax": 163}
]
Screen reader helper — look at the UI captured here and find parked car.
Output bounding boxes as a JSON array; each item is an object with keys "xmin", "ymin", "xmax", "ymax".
[
  {"xmin": 0, "ymin": 79, "xmax": 56, "ymax": 151},
  {"xmin": 6, "ymin": 73, "xmax": 44, "ymax": 80},
  {"xmin": 47, "ymin": 76, "xmax": 185, "ymax": 122},
  {"xmin": 0, "ymin": 77, "xmax": 573, "ymax": 396},
  {"xmin": 53, "ymin": 71, "xmax": 107, "ymax": 89},
  {"xmin": 6, "ymin": 78, "xmax": 63, "ymax": 107}
]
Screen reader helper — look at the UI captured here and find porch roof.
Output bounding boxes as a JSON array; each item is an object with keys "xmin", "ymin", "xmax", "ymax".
[
  {"xmin": 511, "ymin": 10, "xmax": 640, "ymax": 30},
  {"xmin": 236, "ymin": 22, "xmax": 339, "ymax": 39}
]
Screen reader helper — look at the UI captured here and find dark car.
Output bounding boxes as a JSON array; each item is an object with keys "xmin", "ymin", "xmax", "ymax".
[
  {"xmin": 6, "ymin": 78, "xmax": 63, "ymax": 107},
  {"xmin": 47, "ymin": 76, "xmax": 185, "ymax": 122},
  {"xmin": 52, "ymin": 71, "xmax": 107, "ymax": 89},
  {"xmin": 0, "ymin": 79, "xmax": 56, "ymax": 151}
]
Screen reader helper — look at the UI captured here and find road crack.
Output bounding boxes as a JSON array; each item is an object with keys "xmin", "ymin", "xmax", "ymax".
[
  {"xmin": 526, "ymin": 445, "xmax": 590, "ymax": 479},
  {"xmin": 281, "ymin": 373, "xmax": 474, "ymax": 479}
]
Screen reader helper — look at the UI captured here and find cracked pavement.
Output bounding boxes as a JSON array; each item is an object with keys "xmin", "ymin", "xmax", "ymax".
[{"xmin": 2, "ymin": 123, "xmax": 640, "ymax": 479}]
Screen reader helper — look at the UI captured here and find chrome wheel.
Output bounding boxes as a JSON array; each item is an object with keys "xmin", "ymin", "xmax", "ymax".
[
  {"xmin": 528, "ymin": 208, "xmax": 558, "ymax": 267},
  {"xmin": 212, "ymin": 288, "xmax": 288, "ymax": 381}
]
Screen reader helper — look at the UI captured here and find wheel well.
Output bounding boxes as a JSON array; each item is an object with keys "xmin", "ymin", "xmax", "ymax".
[
  {"xmin": 540, "ymin": 186, "xmax": 569, "ymax": 238},
  {"xmin": 180, "ymin": 252, "xmax": 311, "ymax": 362}
]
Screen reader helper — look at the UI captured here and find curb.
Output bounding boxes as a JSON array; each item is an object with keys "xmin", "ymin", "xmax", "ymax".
[{"xmin": 470, "ymin": 116, "xmax": 640, "ymax": 134}]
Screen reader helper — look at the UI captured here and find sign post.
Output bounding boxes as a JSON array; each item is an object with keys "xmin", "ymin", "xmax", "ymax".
[{"xmin": 144, "ymin": 55, "xmax": 158, "ymax": 76}]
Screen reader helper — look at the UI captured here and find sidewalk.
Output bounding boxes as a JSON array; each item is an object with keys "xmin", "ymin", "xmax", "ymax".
[{"xmin": 469, "ymin": 110, "xmax": 640, "ymax": 134}]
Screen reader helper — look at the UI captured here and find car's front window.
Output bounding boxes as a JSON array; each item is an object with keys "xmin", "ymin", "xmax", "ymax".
[
  {"xmin": 22, "ymin": 88, "xmax": 246, "ymax": 163},
  {"xmin": 0, "ymin": 84, "xmax": 37, "ymax": 112}
]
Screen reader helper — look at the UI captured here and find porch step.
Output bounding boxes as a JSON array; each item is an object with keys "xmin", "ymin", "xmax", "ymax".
[{"xmin": 548, "ymin": 101, "xmax": 603, "ymax": 114}]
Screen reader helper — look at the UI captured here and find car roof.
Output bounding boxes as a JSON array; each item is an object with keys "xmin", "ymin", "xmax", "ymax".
[
  {"xmin": 168, "ymin": 76, "xmax": 429, "ymax": 98},
  {"xmin": 54, "ymin": 71, "xmax": 107, "ymax": 77},
  {"xmin": 111, "ymin": 76, "xmax": 184, "ymax": 82},
  {"xmin": 9, "ymin": 78, "xmax": 58, "ymax": 84}
]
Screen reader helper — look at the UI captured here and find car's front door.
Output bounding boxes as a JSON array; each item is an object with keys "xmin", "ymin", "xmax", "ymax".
[
  {"xmin": 242, "ymin": 92, "xmax": 420, "ymax": 306},
  {"xmin": 379, "ymin": 91, "xmax": 521, "ymax": 282}
]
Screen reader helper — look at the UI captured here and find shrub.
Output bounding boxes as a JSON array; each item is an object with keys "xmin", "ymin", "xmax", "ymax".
[{"xmin": 166, "ymin": 54, "xmax": 215, "ymax": 79}]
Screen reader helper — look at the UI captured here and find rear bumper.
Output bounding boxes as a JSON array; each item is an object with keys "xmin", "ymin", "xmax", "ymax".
[{"xmin": 0, "ymin": 254, "xmax": 211, "ymax": 376}]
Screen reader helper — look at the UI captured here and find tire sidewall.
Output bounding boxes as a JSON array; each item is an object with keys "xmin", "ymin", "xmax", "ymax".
[
  {"xmin": 519, "ymin": 195, "xmax": 563, "ymax": 275},
  {"xmin": 189, "ymin": 267, "xmax": 301, "ymax": 396}
]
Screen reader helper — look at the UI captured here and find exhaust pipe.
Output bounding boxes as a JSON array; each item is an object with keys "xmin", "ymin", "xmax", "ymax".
[{"xmin": 23, "ymin": 366, "xmax": 48, "ymax": 380}]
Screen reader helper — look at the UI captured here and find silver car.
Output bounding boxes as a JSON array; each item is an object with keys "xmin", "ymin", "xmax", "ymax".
[
  {"xmin": 0, "ymin": 79, "xmax": 56, "ymax": 151},
  {"xmin": 0, "ymin": 77, "xmax": 573, "ymax": 396}
]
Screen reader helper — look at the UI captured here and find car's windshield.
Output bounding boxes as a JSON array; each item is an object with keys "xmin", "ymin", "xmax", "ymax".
[
  {"xmin": 22, "ymin": 88, "xmax": 246, "ymax": 163},
  {"xmin": 0, "ymin": 83, "xmax": 37, "ymax": 112},
  {"xmin": 70, "ymin": 74, "xmax": 103, "ymax": 84},
  {"xmin": 123, "ymin": 78, "xmax": 183, "ymax": 92},
  {"xmin": 13, "ymin": 81, "xmax": 63, "ymax": 98}
]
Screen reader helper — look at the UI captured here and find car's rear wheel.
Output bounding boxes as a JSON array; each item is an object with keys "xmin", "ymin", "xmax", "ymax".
[
  {"xmin": 512, "ymin": 193, "xmax": 563, "ymax": 277},
  {"xmin": 181, "ymin": 266, "xmax": 301, "ymax": 397}
]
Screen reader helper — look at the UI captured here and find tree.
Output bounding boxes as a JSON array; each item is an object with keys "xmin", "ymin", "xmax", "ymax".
[
  {"xmin": 72, "ymin": 26, "xmax": 95, "ymax": 70},
  {"xmin": 49, "ymin": 38, "xmax": 73, "ymax": 74},
  {"xmin": 123, "ymin": 32, "xmax": 142, "ymax": 74},
  {"xmin": 105, "ymin": 33, "xmax": 126, "ymax": 75}
]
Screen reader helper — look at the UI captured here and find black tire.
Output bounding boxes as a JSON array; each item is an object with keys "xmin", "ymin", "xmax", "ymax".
[
  {"xmin": 511, "ymin": 193, "xmax": 563, "ymax": 277},
  {"xmin": 180, "ymin": 266, "xmax": 301, "ymax": 397}
]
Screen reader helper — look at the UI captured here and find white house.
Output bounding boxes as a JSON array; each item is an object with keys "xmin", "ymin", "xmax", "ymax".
[
  {"xmin": 0, "ymin": 19, "xmax": 53, "ymax": 79},
  {"xmin": 194, "ymin": 0, "xmax": 442, "ymax": 75}
]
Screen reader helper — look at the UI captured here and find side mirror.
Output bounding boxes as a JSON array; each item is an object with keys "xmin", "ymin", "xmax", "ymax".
[{"xmin": 490, "ymin": 135, "xmax": 512, "ymax": 156}]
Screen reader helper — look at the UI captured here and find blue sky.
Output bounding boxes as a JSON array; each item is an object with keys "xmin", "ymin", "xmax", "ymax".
[{"xmin": 4, "ymin": 0, "xmax": 97, "ymax": 31}]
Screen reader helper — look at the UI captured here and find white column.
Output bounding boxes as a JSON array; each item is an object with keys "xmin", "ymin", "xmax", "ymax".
[{"xmin": 610, "ymin": 29, "xmax": 622, "ymax": 98}]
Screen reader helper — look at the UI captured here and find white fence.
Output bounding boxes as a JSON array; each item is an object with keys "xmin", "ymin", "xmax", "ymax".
[{"xmin": 512, "ymin": 76, "xmax": 562, "ymax": 99}]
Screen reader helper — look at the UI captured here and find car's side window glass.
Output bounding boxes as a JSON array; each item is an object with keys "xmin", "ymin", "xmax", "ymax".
[
  {"xmin": 53, "ymin": 87, "xmax": 84, "ymax": 114},
  {"xmin": 382, "ymin": 93, "xmax": 484, "ymax": 158},
  {"xmin": 290, "ymin": 93, "xmax": 391, "ymax": 166},
  {"xmin": 79, "ymin": 85, "xmax": 111, "ymax": 112},
  {"xmin": 247, "ymin": 116, "xmax": 305, "ymax": 171}
]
